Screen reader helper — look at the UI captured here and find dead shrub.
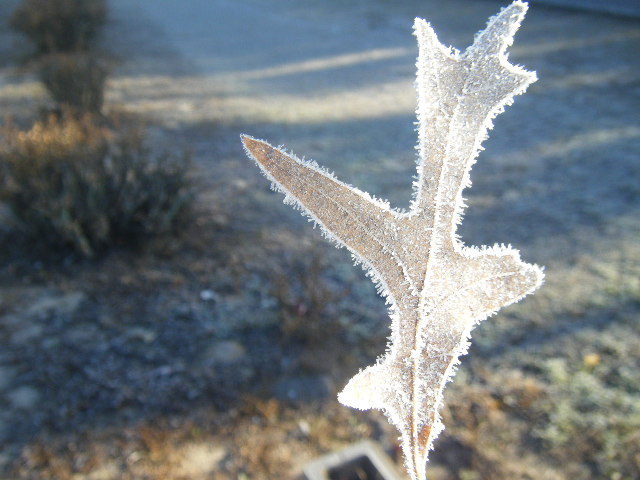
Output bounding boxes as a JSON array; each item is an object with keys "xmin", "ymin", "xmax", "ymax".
[
  {"xmin": 269, "ymin": 242, "xmax": 351, "ymax": 346},
  {"xmin": 0, "ymin": 113, "xmax": 192, "ymax": 257},
  {"xmin": 39, "ymin": 53, "xmax": 109, "ymax": 113},
  {"xmin": 10, "ymin": 0, "xmax": 107, "ymax": 54}
]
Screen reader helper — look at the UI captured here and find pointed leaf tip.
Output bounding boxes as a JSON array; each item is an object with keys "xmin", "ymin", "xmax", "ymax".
[
  {"xmin": 242, "ymin": 135, "xmax": 279, "ymax": 171},
  {"xmin": 241, "ymin": 134, "xmax": 261, "ymax": 153},
  {"xmin": 338, "ymin": 364, "xmax": 388, "ymax": 411},
  {"xmin": 472, "ymin": 0, "xmax": 529, "ymax": 56}
]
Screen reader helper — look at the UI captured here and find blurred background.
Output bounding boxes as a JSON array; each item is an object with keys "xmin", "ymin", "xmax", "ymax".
[{"xmin": 0, "ymin": 0, "xmax": 638, "ymax": 478}]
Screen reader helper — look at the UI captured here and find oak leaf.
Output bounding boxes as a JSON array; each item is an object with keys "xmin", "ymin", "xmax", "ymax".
[{"xmin": 242, "ymin": 2, "xmax": 543, "ymax": 479}]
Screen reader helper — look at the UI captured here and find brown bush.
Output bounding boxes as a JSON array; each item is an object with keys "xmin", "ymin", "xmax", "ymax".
[
  {"xmin": 0, "ymin": 113, "xmax": 192, "ymax": 257},
  {"xmin": 39, "ymin": 52, "xmax": 109, "ymax": 113},
  {"xmin": 10, "ymin": 0, "xmax": 107, "ymax": 54}
]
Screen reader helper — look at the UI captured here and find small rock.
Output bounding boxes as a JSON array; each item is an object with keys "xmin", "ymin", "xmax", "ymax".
[
  {"xmin": 200, "ymin": 289, "xmax": 218, "ymax": 302},
  {"xmin": 10, "ymin": 323, "xmax": 44, "ymax": 344},
  {"xmin": 25, "ymin": 291, "xmax": 86, "ymax": 319},
  {"xmin": 125, "ymin": 327, "xmax": 156, "ymax": 343},
  {"xmin": 65, "ymin": 323, "xmax": 101, "ymax": 345},
  {"xmin": 173, "ymin": 303, "xmax": 192, "ymax": 319},
  {"xmin": 204, "ymin": 340, "xmax": 246, "ymax": 364},
  {"xmin": 274, "ymin": 375, "xmax": 333, "ymax": 403},
  {"xmin": 41, "ymin": 336, "xmax": 62, "ymax": 350},
  {"xmin": 0, "ymin": 366, "xmax": 17, "ymax": 390},
  {"xmin": 176, "ymin": 442, "xmax": 226, "ymax": 477},
  {"xmin": 298, "ymin": 419, "xmax": 311, "ymax": 436},
  {"xmin": 7, "ymin": 385, "xmax": 40, "ymax": 410},
  {"xmin": 74, "ymin": 461, "xmax": 121, "ymax": 480}
]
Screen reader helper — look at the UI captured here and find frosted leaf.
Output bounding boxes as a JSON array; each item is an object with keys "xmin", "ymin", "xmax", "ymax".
[{"xmin": 241, "ymin": 2, "xmax": 543, "ymax": 479}]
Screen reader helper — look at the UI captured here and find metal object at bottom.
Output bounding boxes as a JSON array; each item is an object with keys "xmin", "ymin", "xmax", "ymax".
[{"xmin": 303, "ymin": 441, "xmax": 404, "ymax": 480}]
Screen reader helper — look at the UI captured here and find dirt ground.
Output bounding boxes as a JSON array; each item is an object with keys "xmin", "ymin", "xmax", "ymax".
[{"xmin": 0, "ymin": 0, "xmax": 639, "ymax": 479}]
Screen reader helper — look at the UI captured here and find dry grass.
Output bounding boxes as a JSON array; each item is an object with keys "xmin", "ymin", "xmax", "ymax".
[
  {"xmin": 0, "ymin": 112, "xmax": 192, "ymax": 257},
  {"xmin": 9, "ymin": 401, "xmax": 395, "ymax": 480},
  {"xmin": 38, "ymin": 52, "xmax": 110, "ymax": 113},
  {"xmin": 268, "ymin": 237, "xmax": 352, "ymax": 346}
]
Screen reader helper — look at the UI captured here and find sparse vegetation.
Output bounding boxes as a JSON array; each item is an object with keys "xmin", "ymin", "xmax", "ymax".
[
  {"xmin": 539, "ymin": 358, "xmax": 640, "ymax": 479},
  {"xmin": 269, "ymin": 242, "xmax": 350, "ymax": 345},
  {"xmin": 0, "ymin": 113, "xmax": 192, "ymax": 257},
  {"xmin": 1, "ymin": 0, "xmax": 192, "ymax": 258},
  {"xmin": 38, "ymin": 52, "xmax": 109, "ymax": 113},
  {"xmin": 10, "ymin": 0, "xmax": 110, "ymax": 115},
  {"xmin": 10, "ymin": 0, "xmax": 106, "ymax": 55}
]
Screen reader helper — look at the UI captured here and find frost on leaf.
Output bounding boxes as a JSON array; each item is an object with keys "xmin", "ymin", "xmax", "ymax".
[{"xmin": 241, "ymin": 2, "xmax": 543, "ymax": 479}]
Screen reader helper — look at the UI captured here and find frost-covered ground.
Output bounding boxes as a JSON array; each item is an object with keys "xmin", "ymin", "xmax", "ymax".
[{"xmin": 1, "ymin": 0, "xmax": 639, "ymax": 478}]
